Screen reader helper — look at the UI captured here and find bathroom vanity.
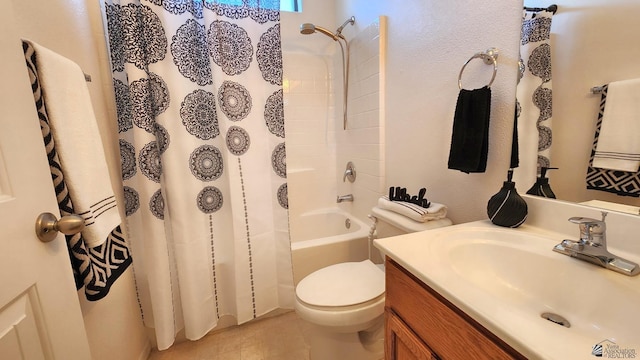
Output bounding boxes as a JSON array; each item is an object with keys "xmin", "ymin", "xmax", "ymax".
[
  {"xmin": 385, "ymin": 259, "xmax": 524, "ymax": 359},
  {"xmin": 376, "ymin": 195, "xmax": 640, "ymax": 360}
]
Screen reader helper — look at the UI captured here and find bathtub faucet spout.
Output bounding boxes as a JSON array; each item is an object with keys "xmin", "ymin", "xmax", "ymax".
[{"xmin": 337, "ymin": 194, "xmax": 354, "ymax": 203}]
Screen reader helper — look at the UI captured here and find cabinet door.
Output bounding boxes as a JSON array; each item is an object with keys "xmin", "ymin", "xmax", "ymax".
[
  {"xmin": 385, "ymin": 259, "xmax": 524, "ymax": 360},
  {"xmin": 386, "ymin": 310, "xmax": 438, "ymax": 360}
]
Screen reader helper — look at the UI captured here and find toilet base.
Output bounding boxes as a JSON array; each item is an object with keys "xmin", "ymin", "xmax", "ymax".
[{"xmin": 301, "ymin": 315, "xmax": 384, "ymax": 360}]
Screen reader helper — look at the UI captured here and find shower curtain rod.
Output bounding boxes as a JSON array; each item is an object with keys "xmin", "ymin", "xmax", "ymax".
[{"xmin": 523, "ymin": 4, "xmax": 558, "ymax": 14}]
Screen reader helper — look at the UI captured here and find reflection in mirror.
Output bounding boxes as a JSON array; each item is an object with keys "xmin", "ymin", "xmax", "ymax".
[
  {"xmin": 517, "ymin": 0, "xmax": 640, "ymax": 214},
  {"xmin": 281, "ymin": 0, "xmax": 301, "ymax": 12},
  {"xmin": 515, "ymin": 5, "xmax": 555, "ymax": 192}
]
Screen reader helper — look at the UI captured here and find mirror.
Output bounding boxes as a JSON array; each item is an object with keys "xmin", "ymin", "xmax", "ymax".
[{"xmin": 519, "ymin": 0, "xmax": 640, "ymax": 214}]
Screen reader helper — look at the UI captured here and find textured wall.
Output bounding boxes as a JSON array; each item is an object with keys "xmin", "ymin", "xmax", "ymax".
[{"xmin": 336, "ymin": 0, "xmax": 525, "ymax": 224}]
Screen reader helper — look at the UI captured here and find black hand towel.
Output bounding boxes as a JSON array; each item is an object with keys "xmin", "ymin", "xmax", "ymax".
[{"xmin": 447, "ymin": 86, "xmax": 492, "ymax": 173}]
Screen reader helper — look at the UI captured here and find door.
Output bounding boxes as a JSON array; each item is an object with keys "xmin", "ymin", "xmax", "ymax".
[{"xmin": 0, "ymin": 4, "xmax": 92, "ymax": 360}]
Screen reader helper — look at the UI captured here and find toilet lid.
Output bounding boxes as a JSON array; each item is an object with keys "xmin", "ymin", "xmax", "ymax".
[{"xmin": 296, "ymin": 260, "xmax": 385, "ymax": 307}]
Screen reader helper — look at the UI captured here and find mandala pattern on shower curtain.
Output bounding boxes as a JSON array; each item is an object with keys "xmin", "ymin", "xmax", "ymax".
[
  {"xmin": 104, "ymin": 0, "xmax": 292, "ymax": 350},
  {"xmin": 516, "ymin": 9, "xmax": 554, "ymax": 172},
  {"xmin": 144, "ymin": 0, "xmax": 280, "ymax": 23}
]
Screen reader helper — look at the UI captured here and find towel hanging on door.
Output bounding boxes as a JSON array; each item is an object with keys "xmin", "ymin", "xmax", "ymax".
[
  {"xmin": 23, "ymin": 39, "xmax": 122, "ymax": 248},
  {"xmin": 448, "ymin": 86, "xmax": 492, "ymax": 173},
  {"xmin": 23, "ymin": 40, "xmax": 131, "ymax": 301}
]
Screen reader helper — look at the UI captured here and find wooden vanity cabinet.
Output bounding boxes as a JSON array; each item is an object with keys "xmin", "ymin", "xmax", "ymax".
[
  {"xmin": 386, "ymin": 309, "xmax": 439, "ymax": 360},
  {"xmin": 385, "ymin": 259, "xmax": 526, "ymax": 360}
]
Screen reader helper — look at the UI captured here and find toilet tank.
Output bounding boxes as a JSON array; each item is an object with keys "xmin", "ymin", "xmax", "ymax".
[
  {"xmin": 376, "ymin": 217, "xmax": 411, "ymax": 238},
  {"xmin": 371, "ymin": 206, "xmax": 453, "ymax": 262}
]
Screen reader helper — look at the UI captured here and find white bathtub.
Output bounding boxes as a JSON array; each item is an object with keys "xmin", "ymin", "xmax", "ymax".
[{"xmin": 290, "ymin": 208, "xmax": 372, "ymax": 284}]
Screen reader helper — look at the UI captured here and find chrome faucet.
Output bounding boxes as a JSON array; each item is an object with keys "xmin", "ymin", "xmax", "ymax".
[
  {"xmin": 553, "ymin": 212, "xmax": 640, "ymax": 276},
  {"xmin": 336, "ymin": 194, "xmax": 354, "ymax": 203},
  {"xmin": 343, "ymin": 161, "xmax": 356, "ymax": 183}
]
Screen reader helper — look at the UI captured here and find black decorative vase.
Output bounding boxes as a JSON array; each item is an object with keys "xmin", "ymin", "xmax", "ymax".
[
  {"xmin": 526, "ymin": 167, "xmax": 557, "ymax": 199},
  {"xmin": 487, "ymin": 169, "xmax": 528, "ymax": 228}
]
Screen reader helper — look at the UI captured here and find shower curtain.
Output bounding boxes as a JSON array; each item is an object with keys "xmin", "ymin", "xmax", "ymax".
[
  {"xmin": 516, "ymin": 8, "xmax": 554, "ymax": 173},
  {"xmin": 103, "ymin": 0, "xmax": 293, "ymax": 350}
]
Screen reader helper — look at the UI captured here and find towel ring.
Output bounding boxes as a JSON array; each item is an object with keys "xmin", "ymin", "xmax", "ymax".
[{"xmin": 458, "ymin": 49, "xmax": 498, "ymax": 90}]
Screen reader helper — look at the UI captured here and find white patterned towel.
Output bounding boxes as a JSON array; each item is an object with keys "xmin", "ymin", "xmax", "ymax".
[
  {"xmin": 593, "ymin": 78, "xmax": 640, "ymax": 172},
  {"xmin": 26, "ymin": 40, "xmax": 121, "ymax": 247},
  {"xmin": 377, "ymin": 196, "xmax": 447, "ymax": 223}
]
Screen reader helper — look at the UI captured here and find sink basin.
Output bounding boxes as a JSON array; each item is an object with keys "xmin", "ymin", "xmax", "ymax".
[{"xmin": 374, "ymin": 220, "xmax": 640, "ymax": 359}]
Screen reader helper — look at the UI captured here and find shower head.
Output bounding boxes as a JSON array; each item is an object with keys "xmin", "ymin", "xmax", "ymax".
[
  {"xmin": 299, "ymin": 16, "xmax": 355, "ymax": 41},
  {"xmin": 335, "ymin": 16, "xmax": 355, "ymax": 36},
  {"xmin": 299, "ymin": 23, "xmax": 339, "ymax": 40},
  {"xmin": 299, "ymin": 23, "xmax": 316, "ymax": 35},
  {"xmin": 300, "ymin": 16, "xmax": 356, "ymax": 131}
]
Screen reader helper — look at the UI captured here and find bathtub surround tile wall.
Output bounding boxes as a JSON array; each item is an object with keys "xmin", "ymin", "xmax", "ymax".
[
  {"xmin": 282, "ymin": 12, "xmax": 385, "ymax": 238},
  {"xmin": 284, "ymin": 17, "xmax": 385, "ymax": 239},
  {"xmin": 337, "ymin": 17, "xmax": 386, "ymax": 222},
  {"xmin": 281, "ymin": 2, "xmax": 338, "ymax": 229},
  {"xmin": 283, "ymin": 51, "xmax": 338, "ymax": 223},
  {"xmin": 282, "ymin": 15, "xmax": 385, "ymax": 285}
]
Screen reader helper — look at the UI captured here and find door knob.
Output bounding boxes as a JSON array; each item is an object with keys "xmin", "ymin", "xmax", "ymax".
[{"xmin": 35, "ymin": 212, "xmax": 85, "ymax": 243}]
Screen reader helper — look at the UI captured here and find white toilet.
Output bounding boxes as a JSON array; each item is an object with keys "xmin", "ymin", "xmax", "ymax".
[{"xmin": 294, "ymin": 206, "xmax": 452, "ymax": 360}]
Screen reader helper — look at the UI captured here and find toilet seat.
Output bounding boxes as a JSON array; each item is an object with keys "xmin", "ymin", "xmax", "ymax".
[
  {"xmin": 297, "ymin": 260, "xmax": 385, "ymax": 307},
  {"xmin": 295, "ymin": 260, "xmax": 385, "ymax": 331}
]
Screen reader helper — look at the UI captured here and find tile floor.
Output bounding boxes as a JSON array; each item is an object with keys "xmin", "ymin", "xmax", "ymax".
[{"xmin": 147, "ymin": 311, "xmax": 310, "ymax": 360}]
